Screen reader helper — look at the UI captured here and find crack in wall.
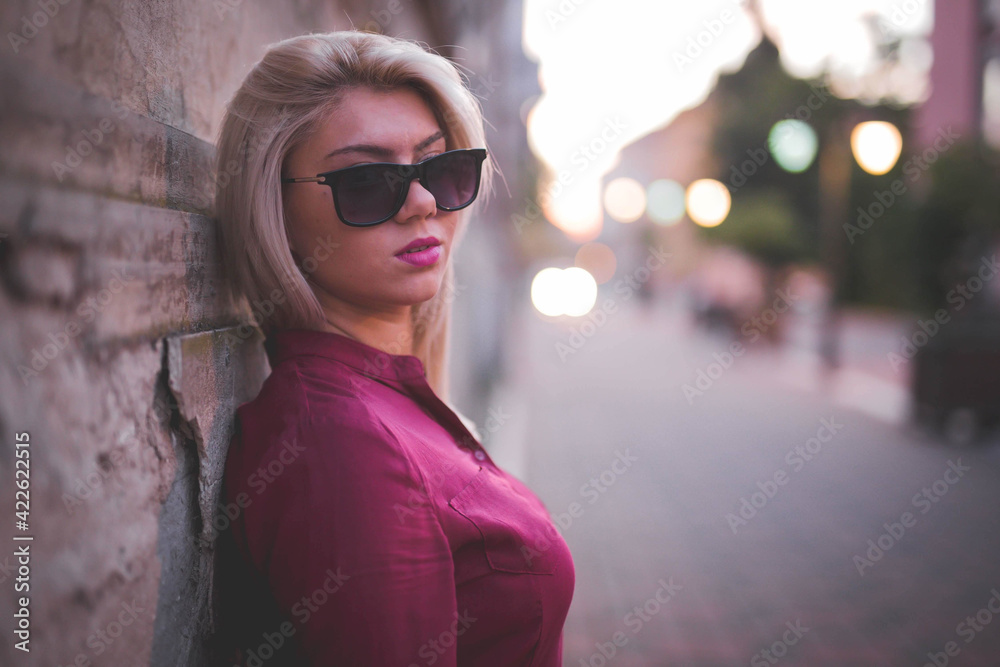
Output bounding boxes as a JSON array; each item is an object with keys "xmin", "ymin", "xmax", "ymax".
[{"xmin": 150, "ymin": 337, "xmax": 212, "ymax": 667}]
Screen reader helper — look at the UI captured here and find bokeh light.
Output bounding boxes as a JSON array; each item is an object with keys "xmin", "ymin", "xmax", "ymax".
[
  {"xmin": 522, "ymin": 0, "xmax": 933, "ymax": 234},
  {"xmin": 575, "ymin": 243, "xmax": 618, "ymax": 284},
  {"xmin": 541, "ymin": 180, "xmax": 604, "ymax": 242},
  {"xmin": 769, "ymin": 119, "xmax": 819, "ymax": 173},
  {"xmin": 561, "ymin": 267, "xmax": 599, "ymax": 316},
  {"xmin": 522, "ymin": 0, "xmax": 761, "ymax": 234},
  {"xmin": 686, "ymin": 179, "xmax": 732, "ymax": 228},
  {"xmin": 603, "ymin": 177, "xmax": 647, "ymax": 223},
  {"xmin": 646, "ymin": 179, "xmax": 686, "ymax": 225},
  {"xmin": 530, "ymin": 266, "xmax": 599, "ymax": 317},
  {"xmin": 530, "ymin": 268, "xmax": 567, "ymax": 317},
  {"xmin": 850, "ymin": 121, "xmax": 903, "ymax": 175}
]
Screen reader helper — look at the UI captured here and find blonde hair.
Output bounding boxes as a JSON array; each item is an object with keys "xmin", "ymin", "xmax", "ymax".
[{"xmin": 214, "ymin": 31, "xmax": 495, "ymax": 400}]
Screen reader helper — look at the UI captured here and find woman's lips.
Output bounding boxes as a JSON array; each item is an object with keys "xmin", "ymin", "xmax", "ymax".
[
  {"xmin": 396, "ymin": 236, "xmax": 441, "ymax": 254},
  {"xmin": 395, "ymin": 244, "xmax": 442, "ymax": 267}
]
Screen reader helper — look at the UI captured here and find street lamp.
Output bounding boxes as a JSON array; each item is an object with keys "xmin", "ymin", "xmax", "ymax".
[
  {"xmin": 604, "ymin": 177, "xmax": 646, "ymax": 223},
  {"xmin": 818, "ymin": 117, "xmax": 902, "ymax": 374},
  {"xmin": 851, "ymin": 121, "xmax": 904, "ymax": 176},
  {"xmin": 685, "ymin": 178, "xmax": 732, "ymax": 228},
  {"xmin": 769, "ymin": 119, "xmax": 820, "ymax": 173}
]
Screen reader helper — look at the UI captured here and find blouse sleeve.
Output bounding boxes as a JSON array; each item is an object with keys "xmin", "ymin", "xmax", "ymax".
[{"xmin": 242, "ymin": 413, "xmax": 459, "ymax": 666}]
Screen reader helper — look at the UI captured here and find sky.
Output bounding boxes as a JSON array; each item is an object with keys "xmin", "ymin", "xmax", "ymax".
[{"xmin": 521, "ymin": 0, "xmax": 935, "ymax": 237}]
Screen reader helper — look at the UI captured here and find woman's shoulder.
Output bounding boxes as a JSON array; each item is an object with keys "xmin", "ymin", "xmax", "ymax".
[
  {"xmin": 224, "ymin": 371, "xmax": 428, "ymax": 525},
  {"xmin": 235, "ymin": 354, "xmax": 354, "ymax": 427},
  {"xmin": 229, "ymin": 356, "xmax": 407, "ymax": 472}
]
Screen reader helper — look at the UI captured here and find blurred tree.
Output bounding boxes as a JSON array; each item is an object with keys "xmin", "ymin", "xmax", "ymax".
[
  {"xmin": 701, "ymin": 188, "xmax": 805, "ymax": 268},
  {"xmin": 911, "ymin": 141, "xmax": 1000, "ymax": 312},
  {"xmin": 708, "ymin": 37, "xmax": 847, "ymax": 260},
  {"xmin": 705, "ymin": 35, "xmax": 919, "ymax": 311},
  {"xmin": 838, "ymin": 168, "xmax": 921, "ymax": 311}
]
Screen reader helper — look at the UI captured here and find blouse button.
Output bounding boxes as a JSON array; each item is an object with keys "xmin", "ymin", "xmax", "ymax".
[{"xmin": 474, "ymin": 450, "xmax": 486, "ymax": 461}]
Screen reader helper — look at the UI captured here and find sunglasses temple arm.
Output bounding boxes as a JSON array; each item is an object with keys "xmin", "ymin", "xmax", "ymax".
[{"xmin": 282, "ymin": 176, "xmax": 327, "ymax": 184}]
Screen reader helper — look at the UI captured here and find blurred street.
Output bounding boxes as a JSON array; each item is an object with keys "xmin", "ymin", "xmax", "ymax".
[{"xmin": 490, "ymin": 290, "xmax": 1000, "ymax": 666}]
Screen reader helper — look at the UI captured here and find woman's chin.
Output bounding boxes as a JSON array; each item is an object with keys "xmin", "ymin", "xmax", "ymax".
[{"xmin": 388, "ymin": 280, "xmax": 446, "ymax": 307}]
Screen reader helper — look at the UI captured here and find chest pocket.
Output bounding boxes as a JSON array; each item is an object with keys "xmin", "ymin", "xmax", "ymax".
[{"xmin": 448, "ymin": 467, "xmax": 559, "ymax": 575}]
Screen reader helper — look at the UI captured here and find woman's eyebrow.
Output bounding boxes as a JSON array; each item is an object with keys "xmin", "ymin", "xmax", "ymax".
[{"xmin": 323, "ymin": 130, "xmax": 445, "ymax": 160}]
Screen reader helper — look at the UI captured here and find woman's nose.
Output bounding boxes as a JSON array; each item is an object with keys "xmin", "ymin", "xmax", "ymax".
[{"xmin": 393, "ymin": 177, "xmax": 437, "ymax": 223}]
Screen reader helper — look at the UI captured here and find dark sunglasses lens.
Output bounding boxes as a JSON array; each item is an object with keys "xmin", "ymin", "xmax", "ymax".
[
  {"xmin": 333, "ymin": 152, "xmax": 482, "ymax": 224},
  {"xmin": 424, "ymin": 152, "xmax": 480, "ymax": 209},
  {"xmin": 336, "ymin": 164, "xmax": 399, "ymax": 224}
]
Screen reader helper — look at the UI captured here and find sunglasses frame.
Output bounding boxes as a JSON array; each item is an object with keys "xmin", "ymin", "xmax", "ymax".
[{"xmin": 282, "ymin": 147, "xmax": 488, "ymax": 227}]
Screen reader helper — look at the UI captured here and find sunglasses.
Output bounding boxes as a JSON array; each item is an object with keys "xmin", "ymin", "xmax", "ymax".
[{"xmin": 282, "ymin": 147, "xmax": 488, "ymax": 227}]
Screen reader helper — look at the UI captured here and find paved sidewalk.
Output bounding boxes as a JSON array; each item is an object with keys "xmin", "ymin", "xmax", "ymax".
[{"xmin": 488, "ymin": 291, "xmax": 1000, "ymax": 666}]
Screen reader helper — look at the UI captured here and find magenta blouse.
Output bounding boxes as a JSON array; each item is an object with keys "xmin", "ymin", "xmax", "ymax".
[{"xmin": 219, "ymin": 328, "xmax": 575, "ymax": 666}]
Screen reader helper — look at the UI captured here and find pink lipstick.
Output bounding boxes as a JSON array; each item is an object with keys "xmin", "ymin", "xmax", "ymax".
[{"xmin": 395, "ymin": 237, "xmax": 442, "ymax": 267}]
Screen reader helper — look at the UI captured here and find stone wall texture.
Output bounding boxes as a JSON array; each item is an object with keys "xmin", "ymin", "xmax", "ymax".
[{"xmin": 0, "ymin": 1, "xmax": 530, "ymax": 664}]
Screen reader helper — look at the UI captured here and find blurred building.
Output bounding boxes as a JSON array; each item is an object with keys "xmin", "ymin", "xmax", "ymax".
[
  {"xmin": 916, "ymin": 0, "xmax": 1000, "ymax": 148},
  {"xmin": 440, "ymin": 2, "xmax": 543, "ymax": 433},
  {"xmin": 599, "ymin": 100, "xmax": 720, "ymax": 282}
]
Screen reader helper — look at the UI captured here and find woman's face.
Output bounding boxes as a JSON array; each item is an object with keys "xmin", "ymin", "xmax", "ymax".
[{"xmin": 282, "ymin": 86, "xmax": 459, "ymax": 315}]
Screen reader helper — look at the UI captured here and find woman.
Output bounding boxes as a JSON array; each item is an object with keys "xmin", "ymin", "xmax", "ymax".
[{"xmin": 213, "ymin": 30, "xmax": 575, "ymax": 666}]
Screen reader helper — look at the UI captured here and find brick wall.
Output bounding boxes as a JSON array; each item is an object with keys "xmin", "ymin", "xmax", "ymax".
[{"xmin": 0, "ymin": 2, "xmax": 459, "ymax": 664}]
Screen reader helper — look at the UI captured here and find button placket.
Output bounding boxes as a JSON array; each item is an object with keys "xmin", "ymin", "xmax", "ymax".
[{"xmin": 403, "ymin": 376, "xmax": 494, "ymax": 460}]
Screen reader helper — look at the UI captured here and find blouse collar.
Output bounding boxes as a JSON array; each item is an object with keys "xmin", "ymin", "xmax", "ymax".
[{"xmin": 266, "ymin": 328, "xmax": 427, "ymax": 383}]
